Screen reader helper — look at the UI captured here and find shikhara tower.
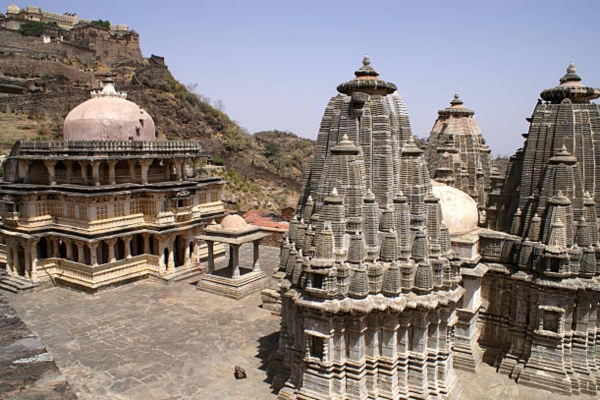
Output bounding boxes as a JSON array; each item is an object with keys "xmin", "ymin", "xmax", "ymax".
[
  {"xmin": 481, "ymin": 64, "xmax": 600, "ymax": 396},
  {"xmin": 424, "ymin": 93, "xmax": 493, "ymax": 219},
  {"xmin": 274, "ymin": 57, "xmax": 470, "ymax": 400}
]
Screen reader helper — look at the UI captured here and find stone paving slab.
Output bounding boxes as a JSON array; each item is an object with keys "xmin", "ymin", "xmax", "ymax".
[
  {"xmin": 4, "ymin": 244, "xmax": 599, "ymax": 399},
  {"xmin": 0, "ymin": 294, "xmax": 77, "ymax": 399}
]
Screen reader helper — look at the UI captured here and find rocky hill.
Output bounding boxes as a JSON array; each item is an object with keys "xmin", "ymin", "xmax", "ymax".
[{"xmin": 0, "ymin": 27, "xmax": 313, "ymax": 213}]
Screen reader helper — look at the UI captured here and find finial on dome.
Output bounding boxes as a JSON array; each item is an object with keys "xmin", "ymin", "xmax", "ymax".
[
  {"xmin": 450, "ymin": 92, "xmax": 463, "ymax": 106},
  {"xmin": 559, "ymin": 62, "xmax": 582, "ymax": 84},
  {"xmin": 363, "ymin": 55, "xmax": 371, "ymax": 66}
]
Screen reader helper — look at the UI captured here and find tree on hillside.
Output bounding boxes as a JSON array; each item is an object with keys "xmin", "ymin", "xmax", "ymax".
[
  {"xmin": 91, "ymin": 20, "xmax": 111, "ymax": 30},
  {"xmin": 19, "ymin": 21, "xmax": 59, "ymax": 36},
  {"xmin": 263, "ymin": 142, "xmax": 280, "ymax": 161}
]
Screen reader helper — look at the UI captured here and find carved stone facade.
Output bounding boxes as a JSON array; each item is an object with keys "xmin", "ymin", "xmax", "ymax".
[
  {"xmin": 424, "ymin": 93, "xmax": 493, "ymax": 220},
  {"xmin": 0, "ymin": 84, "xmax": 226, "ymax": 293},
  {"xmin": 480, "ymin": 64, "xmax": 600, "ymax": 396},
  {"xmin": 273, "ymin": 57, "xmax": 483, "ymax": 400}
]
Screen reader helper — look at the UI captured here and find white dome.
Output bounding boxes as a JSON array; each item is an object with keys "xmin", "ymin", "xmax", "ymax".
[
  {"xmin": 7, "ymin": 2, "xmax": 20, "ymax": 14},
  {"xmin": 63, "ymin": 82, "xmax": 155, "ymax": 141},
  {"xmin": 221, "ymin": 214, "xmax": 248, "ymax": 230},
  {"xmin": 431, "ymin": 181, "xmax": 479, "ymax": 235}
]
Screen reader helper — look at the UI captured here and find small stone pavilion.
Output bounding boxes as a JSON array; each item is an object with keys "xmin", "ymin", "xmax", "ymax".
[
  {"xmin": 424, "ymin": 93, "xmax": 493, "ymax": 220},
  {"xmin": 196, "ymin": 214, "xmax": 272, "ymax": 299},
  {"xmin": 0, "ymin": 80, "xmax": 226, "ymax": 293},
  {"xmin": 273, "ymin": 57, "xmax": 484, "ymax": 400}
]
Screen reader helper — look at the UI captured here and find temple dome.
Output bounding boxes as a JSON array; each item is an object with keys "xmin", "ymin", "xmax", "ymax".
[
  {"xmin": 221, "ymin": 214, "xmax": 248, "ymax": 230},
  {"xmin": 63, "ymin": 80, "xmax": 155, "ymax": 141},
  {"xmin": 7, "ymin": 2, "xmax": 20, "ymax": 14},
  {"xmin": 431, "ymin": 181, "xmax": 479, "ymax": 234}
]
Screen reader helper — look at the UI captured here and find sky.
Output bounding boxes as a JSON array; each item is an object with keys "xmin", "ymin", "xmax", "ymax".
[{"xmin": 10, "ymin": 0, "xmax": 600, "ymax": 156}]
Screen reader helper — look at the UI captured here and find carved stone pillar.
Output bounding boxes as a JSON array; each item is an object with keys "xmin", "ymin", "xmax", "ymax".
[
  {"xmin": 253, "ymin": 240, "xmax": 261, "ymax": 271},
  {"xmin": 106, "ymin": 238, "xmax": 117, "ymax": 262},
  {"xmin": 206, "ymin": 241, "xmax": 215, "ymax": 274},
  {"xmin": 88, "ymin": 242, "xmax": 98, "ymax": 267},
  {"xmin": 142, "ymin": 233, "xmax": 150, "ymax": 254},
  {"xmin": 28, "ymin": 238, "xmax": 39, "ymax": 281},
  {"xmin": 79, "ymin": 161, "xmax": 88, "ymax": 184},
  {"xmin": 128, "ymin": 160, "xmax": 136, "ymax": 182},
  {"xmin": 176, "ymin": 159, "xmax": 184, "ymax": 181},
  {"xmin": 6, "ymin": 239, "xmax": 15, "ymax": 276},
  {"xmin": 90, "ymin": 161, "xmax": 100, "ymax": 186},
  {"xmin": 65, "ymin": 161, "xmax": 73, "ymax": 184},
  {"xmin": 23, "ymin": 240, "xmax": 31, "ymax": 280},
  {"xmin": 44, "ymin": 160, "xmax": 57, "ymax": 186},
  {"xmin": 167, "ymin": 236, "xmax": 175, "ymax": 272},
  {"xmin": 231, "ymin": 244, "xmax": 241, "ymax": 278},
  {"xmin": 139, "ymin": 160, "xmax": 152, "ymax": 185},
  {"xmin": 64, "ymin": 239, "xmax": 73, "ymax": 260},
  {"xmin": 123, "ymin": 236, "xmax": 132, "ymax": 259},
  {"xmin": 157, "ymin": 238, "xmax": 166, "ymax": 272},
  {"xmin": 52, "ymin": 237, "xmax": 59, "ymax": 258},
  {"xmin": 76, "ymin": 241, "xmax": 85, "ymax": 264},
  {"xmin": 18, "ymin": 160, "xmax": 31, "ymax": 183},
  {"xmin": 107, "ymin": 161, "xmax": 117, "ymax": 185},
  {"xmin": 191, "ymin": 157, "xmax": 200, "ymax": 178},
  {"xmin": 183, "ymin": 237, "xmax": 190, "ymax": 267}
]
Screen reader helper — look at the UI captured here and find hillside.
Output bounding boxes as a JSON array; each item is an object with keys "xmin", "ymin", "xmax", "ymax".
[{"xmin": 0, "ymin": 27, "xmax": 313, "ymax": 213}]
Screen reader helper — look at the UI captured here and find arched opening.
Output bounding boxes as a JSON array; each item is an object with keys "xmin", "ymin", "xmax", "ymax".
[
  {"xmin": 28, "ymin": 162, "xmax": 48, "ymax": 184},
  {"xmin": 117, "ymin": 238, "xmax": 125, "ymax": 260},
  {"xmin": 54, "ymin": 161, "xmax": 67, "ymax": 184},
  {"xmin": 163, "ymin": 248, "xmax": 169, "ymax": 267},
  {"xmin": 72, "ymin": 163, "xmax": 83, "ymax": 184},
  {"xmin": 84, "ymin": 245, "xmax": 91, "ymax": 265},
  {"xmin": 174, "ymin": 235, "xmax": 186, "ymax": 267},
  {"xmin": 38, "ymin": 237, "xmax": 48, "ymax": 259},
  {"xmin": 58, "ymin": 241, "xmax": 67, "ymax": 258},
  {"xmin": 99, "ymin": 163, "xmax": 110, "ymax": 185},
  {"xmin": 100, "ymin": 241, "xmax": 109, "ymax": 264},
  {"xmin": 148, "ymin": 159, "xmax": 167, "ymax": 183},
  {"xmin": 86, "ymin": 164, "xmax": 93, "ymax": 185},
  {"xmin": 115, "ymin": 160, "xmax": 130, "ymax": 184}
]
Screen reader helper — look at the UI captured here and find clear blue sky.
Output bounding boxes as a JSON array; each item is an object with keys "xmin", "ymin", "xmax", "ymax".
[{"xmin": 11, "ymin": 0, "xmax": 600, "ymax": 156}]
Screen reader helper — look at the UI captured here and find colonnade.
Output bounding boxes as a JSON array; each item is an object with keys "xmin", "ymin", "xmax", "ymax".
[
  {"xmin": 4, "ymin": 231, "xmax": 200, "ymax": 281},
  {"xmin": 20, "ymin": 156, "xmax": 205, "ymax": 186}
]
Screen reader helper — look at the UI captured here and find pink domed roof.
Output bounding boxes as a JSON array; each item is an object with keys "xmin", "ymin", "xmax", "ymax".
[{"xmin": 63, "ymin": 81, "xmax": 155, "ymax": 141}]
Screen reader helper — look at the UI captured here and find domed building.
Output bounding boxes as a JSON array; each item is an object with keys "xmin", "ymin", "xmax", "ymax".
[
  {"xmin": 0, "ymin": 83, "xmax": 226, "ymax": 293},
  {"xmin": 63, "ymin": 79, "xmax": 155, "ymax": 141},
  {"xmin": 273, "ymin": 57, "xmax": 485, "ymax": 400}
]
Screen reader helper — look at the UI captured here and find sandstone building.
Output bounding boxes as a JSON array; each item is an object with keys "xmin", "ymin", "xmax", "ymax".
[
  {"xmin": 0, "ymin": 80, "xmax": 226, "ymax": 293},
  {"xmin": 274, "ymin": 57, "xmax": 484, "ymax": 400},
  {"xmin": 424, "ymin": 93, "xmax": 493, "ymax": 220},
  {"xmin": 480, "ymin": 63, "xmax": 600, "ymax": 396}
]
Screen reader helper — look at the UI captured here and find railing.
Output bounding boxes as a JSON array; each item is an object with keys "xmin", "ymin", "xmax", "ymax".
[
  {"xmin": 16, "ymin": 140, "xmax": 208, "ymax": 156},
  {"xmin": 55, "ymin": 254, "xmax": 159, "ymax": 288}
]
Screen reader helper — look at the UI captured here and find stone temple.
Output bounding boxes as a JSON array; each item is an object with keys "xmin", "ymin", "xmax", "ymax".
[
  {"xmin": 0, "ymin": 79, "xmax": 226, "ymax": 293},
  {"xmin": 481, "ymin": 63, "xmax": 600, "ymax": 396},
  {"xmin": 273, "ymin": 57, "xmax": 484, "ymax": 400},
  {"xmin": 424, "ymin": 93, "xmax": 493, "ymax": 221}
]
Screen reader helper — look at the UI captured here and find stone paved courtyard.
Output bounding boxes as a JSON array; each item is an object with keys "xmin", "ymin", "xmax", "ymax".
[{"xmin": 3, "ymin": 244, "xmax": 598, "ymax": 399}]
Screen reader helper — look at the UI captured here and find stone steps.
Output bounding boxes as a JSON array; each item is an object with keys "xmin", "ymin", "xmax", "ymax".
[{"xmin": 0, "ymin": 274, "xmax": 40, "ymax": 294}]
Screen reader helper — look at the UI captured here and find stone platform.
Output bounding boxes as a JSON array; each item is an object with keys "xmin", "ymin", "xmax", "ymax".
[{"xmin": 3, "ymin": 245, "xmax": 599, "ymax": 399}]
